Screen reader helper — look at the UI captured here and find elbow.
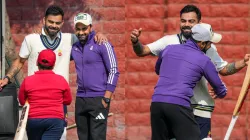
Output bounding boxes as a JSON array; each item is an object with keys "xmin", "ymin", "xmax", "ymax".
[
  {"xmin": 63, "ymin": 100, "xmax": 72, "ymax": 105},
  {"xmin": 63, "ymin": 97, "xmax": 72, "ymax": 105}
]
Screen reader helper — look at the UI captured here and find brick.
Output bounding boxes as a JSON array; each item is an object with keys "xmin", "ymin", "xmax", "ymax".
[
  {"xmin": 126, "ymin": 113, "xmax": 150, "ymax": 126},
  {"xmin": 202, "ymin": 18, "xmax": 223, "ymax": 31},
  {"xmin": 67, "ymin": 129, "xmax": 78, "ymax": 140},
  {"xmin": 114, "ymin": 47, "xmax": 125, "ymax": 60},
  {"xmin": 212, "ymin": 114, "xmax": 247, "ymax": 127},
  {"xmin": 69, "ymin": 73, "xmax": 77, "ymax": 87},
  {"xmin": 211, "ymin": 127, "xmax": 223, "ymax": 139},
  {"xmin": 223, "ymin": 86, "xmax": 233, "ymax": 100},
  {"xmin": 10, "ymin": 21, "xmax": 36, "ymax": 34},
  {"xmin": 126, "ymin": 19, "xmax": 164, "ymax": 32},
  {"xmin": 126, "ymin": 5, "xmax": 165, "ymax": 18},
  {"xmin": 126, "ymin": 126, "xmax": 140, "ymax": 139},
  {"xmin": 107, "ymin": 126, "xmax": 126, "ymax": 140},
  {"xmin": 125, "ymin": 99, "xmax": 150, "ymax": 113},
  {"xmin": 166, "ymin": 4, "xmax": 187, "ymax": 17},
  {"xmin": 126, "ymin": 72, "xmax": 158, "ymax": 86},
  {"xmin": 222, "ymin": 127, "xmax": 246, "ymax": 139},
  {"xmin": 220, "ymin": 73, "xmax": 245, "ymax": 86},
  {"xmin": 108, "ymin": 114, "xmax": 125, "ymax": 128},
  {"xmin": 34, "ymin": 0, "xmax": 54, "ymax": 7},
  {"xmin": 7, "ymin": 8, "xmax": 22, "ymax": 20},
  {"xmin": 114, "ymin": 8, "xmax": 125, "ymax": 20},
  {"xmin": 139, "ymin": 126, "xmax": 151, "ymax": 139},
  {"xmin": 117, "ymin": 59, "xmax": 125, "ymax": 73},
  {"xmin": 103, "ymin": 0, "xmax": 125, "ymax": 7},
  {"xmin": 233, "ymin": 32, "xmax": 249, "ymax": 45},
  {"xmin": 22, "ymin": 7, "xmax": 45, "ymax": 20},
  {"xmin": 210, "ymin": 4, "xmax": 249, "ymax": 17},
  {"xmin": 6, "ymin": 0, "xmax": 19, "ymax": 7},
  {"xmin": 56, "ymin": 0, "xmax": 83, "ymax": 7},
  {"xmin": 222, "ymin": 18, "xmax": 248, "ymax": 32},
  {"xmin": 69, "ymin": 61, "xmax": 76, "ymax": 73},
  {"xmin": 220, "ymin": 32, "xmax": 234, "ymax": 45},
  {"xmin": 126, "ymin": 73, "xmax": 140, "ymax": 85},
  {"xmin": 11, "ymin": 34, "xmax": 25, "ymax": 47},
  {"xmin": 82, "ymin": 0, "xmax": 103, "ymax": 7},
  {"xmin": 103, "ymin": 21, "xmax": 125, "ymax": 34},
  {"xmin": 213, "ymin": 100, "xmax": 236, "ymax": 114},
  {"xmin": 126, "ymin": 58, "xmax": 160, "ymax": 72},
  {"xmin": 110, "ymin": 100, "xmax": 125, "ymax": 114},
  {"xmin": 126, "ymin": 85, "xmax": 154, "ymax": 99},
  {"xmin": 139, "ymin": 72, "xmax": 158, "ymax": 85},
  {"xmin": 139, "ymin": 32, "xmax": 164, "ymax": 44},
  {"xmin": 61, "ymin": 22, "xmax": 74, "ymax": 33},
  {"xmin": 165, "ymin": 18, "xmax": 179, "ymax": 33},
  {"xmin": 125, "ymin": 0, "xmax": 164, "ymax": 4},
  {"xmin": 222, "ymin": 45, "xmax": 246, "ymax": 59},
  {"xmin": 117, "ymin": 73, "xmax": 125, "ymax": 86},
  {"xmin": 125, "ymin": 45, "xmax": 141, "ymax": 58},
  {"xmin": 113, "ymin": 87, "xmax": 125, "ymax": 100},
  {"xmin": 106, "ymin": 34, "xmax": 125, "ymax": 47}
]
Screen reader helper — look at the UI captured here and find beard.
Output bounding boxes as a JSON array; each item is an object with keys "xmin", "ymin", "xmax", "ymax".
[
  {"xmin": 77, "ymin": 34, "xmax": 89, "ymax": 44},
  {"xmin": 180, "ymin": 26, "xmax": 192, "ymax": 39},
  {"xmin": 44, "ymin": 25, "xmax": 60, "ymax": 38}
]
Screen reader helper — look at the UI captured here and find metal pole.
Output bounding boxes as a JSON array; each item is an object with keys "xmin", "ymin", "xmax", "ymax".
[{"xmin": 1, "ymin": 0, "xmax": 6, "ymax": 78}]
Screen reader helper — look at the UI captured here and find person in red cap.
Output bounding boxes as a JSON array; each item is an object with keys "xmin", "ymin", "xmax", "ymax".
[{"xmin": 18, "ymin": 49, "xmax": 72, "ymax": 140}]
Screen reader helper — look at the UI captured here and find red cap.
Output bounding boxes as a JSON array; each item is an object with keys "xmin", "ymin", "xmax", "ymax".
[{"xmin": 37, "ymin": 49, "xmax": 56, "ymax": 67}]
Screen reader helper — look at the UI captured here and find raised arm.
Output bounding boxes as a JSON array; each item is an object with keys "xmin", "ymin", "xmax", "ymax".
[
  {"xmin": 203, "ymin": 60, "xmax": 227, "ymax": 98},
  {"xmin": 131, "ymin": 28, "xmax": 152, "ymax": 57},
  {"xmin": 219, "ymin": 54, "xmax": 250, "ymax": 76}
]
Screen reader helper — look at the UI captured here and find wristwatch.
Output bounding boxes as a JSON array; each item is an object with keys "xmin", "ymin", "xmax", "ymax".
[{"xmin": 102, "ymin": 97, "xmax": 111, "ymax": 104}]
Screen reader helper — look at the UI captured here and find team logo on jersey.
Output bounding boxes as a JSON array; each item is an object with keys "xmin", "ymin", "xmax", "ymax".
[{"xmin": 58, "ymin": 49, "xmax": 62, "ymax": 56}]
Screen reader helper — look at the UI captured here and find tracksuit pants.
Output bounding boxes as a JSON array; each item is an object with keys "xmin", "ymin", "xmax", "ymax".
[
  {"xmin": 75, "ymin": 97, "xmax": 110, "ymax": 140},
  {"xmin": 150, "ymin": 102, "xmax": 201, "ymax": 140},
  {"xmin": 26, "ymin": 118, "xmax": 64, "ymax": 140}
]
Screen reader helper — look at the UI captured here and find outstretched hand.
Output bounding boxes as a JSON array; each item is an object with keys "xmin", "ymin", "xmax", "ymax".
[{"xmin": 130, "ymin": 28, "xmax": 142, "ymax": 43}]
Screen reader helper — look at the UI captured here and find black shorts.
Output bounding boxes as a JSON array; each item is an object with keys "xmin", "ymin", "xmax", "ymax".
[{"xmin": 150, "ymin": 102, "xmax": 201, "ymax": 140}]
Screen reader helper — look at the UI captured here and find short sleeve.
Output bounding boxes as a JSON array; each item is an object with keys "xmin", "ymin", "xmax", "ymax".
[{"xmin": 206, "ymin": 44, "xmax": 228, "ymax": 72}]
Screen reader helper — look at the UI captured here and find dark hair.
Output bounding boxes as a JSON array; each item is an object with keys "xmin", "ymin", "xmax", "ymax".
[
  {"xmin": 45, "ymin": 5, "xmax": 64, "ymax": 19},
  {"xmin": 180, "ymin": 5, "xmax": 201, "ymax": 22},
  {"xmin": 37, "ymin": 61, "xmax": 53, "ymax": 70}
]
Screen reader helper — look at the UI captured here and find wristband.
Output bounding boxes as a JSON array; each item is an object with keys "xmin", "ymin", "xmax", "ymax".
[{"xmin": 3, "ymin": 76, "xmax": 10, "ymax": 82}]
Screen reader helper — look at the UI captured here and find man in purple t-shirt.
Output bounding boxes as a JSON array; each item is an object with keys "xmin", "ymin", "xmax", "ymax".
[{"xmin": 151, "ymin": 23, "xmax": 227, "ymax": 140}]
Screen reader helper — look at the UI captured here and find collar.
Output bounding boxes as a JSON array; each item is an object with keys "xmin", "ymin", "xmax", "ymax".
[
  {"xmin": 35, "ymin": 70, "xmax": 55, "ymax": 74},
  {"xmin": 42, "ymin": 28, "xmax": 61, "ymax": 40},
  {"xmin": 177, "ymin": 33, "xmax": 188, "ymax": 44}
]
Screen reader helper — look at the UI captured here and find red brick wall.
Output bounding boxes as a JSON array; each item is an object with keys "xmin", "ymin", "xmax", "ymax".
[{"xmin": 6, "ymin": 0, "xmax": 250, "ymax": 139}]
